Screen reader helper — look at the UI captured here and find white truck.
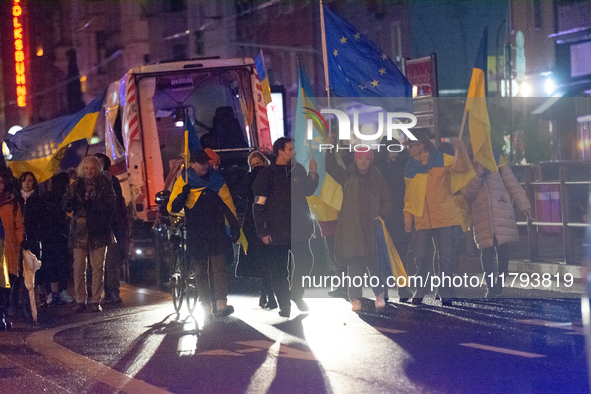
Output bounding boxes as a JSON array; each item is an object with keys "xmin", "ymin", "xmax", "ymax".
[{"xmin": 103, "ymin": 57, "xmax": 272, "ymax": 283}]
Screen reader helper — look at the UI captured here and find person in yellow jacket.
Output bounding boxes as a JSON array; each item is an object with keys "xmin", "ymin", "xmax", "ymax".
[
  {"xmin": 0, "ymin": 171, "xmax": 25, "ymax": 330},
  {"xmin": 403, "ymin": 131, "xmax": 470, "ymax": 306}
]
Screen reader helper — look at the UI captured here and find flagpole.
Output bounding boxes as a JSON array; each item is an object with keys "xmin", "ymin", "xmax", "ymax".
[
  {"xmin": 319, "ymin": 0, "xmax": 332, "ymax": 137},
  {"xmin": 458, "ymin": 109, "xmax": 468, "ymax": 140},
  {"xmin": 454, "ymin": 109, "xmax": 468, "ymax": 165}
]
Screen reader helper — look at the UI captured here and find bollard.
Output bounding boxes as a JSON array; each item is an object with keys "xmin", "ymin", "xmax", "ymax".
[
  {"xmin": 560, "ymin": 165, "xmax": 575, "ymax": 264},
  {"xmin": 524, "ymin": 166, "xmax": 539, "ymax": 262}
]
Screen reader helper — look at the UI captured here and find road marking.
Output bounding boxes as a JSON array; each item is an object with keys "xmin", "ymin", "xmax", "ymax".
[
  {"xmin": 198, "ymin": 349, "xmax": 245, "ymax": 356},
  {"xmin": 516, "ymin": 319, "xmax": 584, "ymax": 335},
  {"xmin": 460, "ymin": 343, "xmax": 546, "ymax": 358},
  {"xmin": 236, "ymin": 348, "xmax": 266, "ymax": 353},
  {"xmin": 26, "ymin": 310, "xmax": 172, "ymax": 394},
  {"xmin": 197, "ymin": 340, "xmax": 316, "ymax": 361},
  {"xmin": 374, "ymin": 327, "xmax": 406, "ymax": 335}
]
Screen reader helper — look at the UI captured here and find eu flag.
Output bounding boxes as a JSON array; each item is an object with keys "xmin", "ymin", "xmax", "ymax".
[{"xmin": 323, "ymin": 6, "xmax": 413, "ymax": 112}]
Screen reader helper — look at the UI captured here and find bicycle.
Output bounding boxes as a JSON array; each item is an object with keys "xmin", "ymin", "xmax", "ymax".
[{"xmin": 155, "ymin": 190, "xmax": 198, "ymax": 315}]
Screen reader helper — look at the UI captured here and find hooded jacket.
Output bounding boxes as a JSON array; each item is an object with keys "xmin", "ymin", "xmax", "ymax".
[{"xmin": 461, "ymin": 163, "xmax": 531, "ymax": 249}]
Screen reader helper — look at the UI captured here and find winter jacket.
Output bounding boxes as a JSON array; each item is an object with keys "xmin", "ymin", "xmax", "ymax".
[
  {"xmin": 252, "ymin": 162, "xmax": 318, "ymax": 245},
  {"xmin": 15, "ymin": 189, "xmax": 48, "ymax": 258},
  {"xmin": 0, "ymin": 193, "xmax": 25, "ymax": 279},
  {"xmin": 461, "ymin": 163, "xmax": 531, "ymax": 249},
  {"xmin": 326, "ymin": 151, "xmax": 394, "ymax": 266},
  {"xmin": 404, "ymin": 148, "xmax": 471, "ymax": 231},
  {"xmin": 170, "ymin": 176, "xmax": 240, "ymax": 259},
  {"xmin": 63, "ymin": 175, "xmax": 116, "ymax": 250}
]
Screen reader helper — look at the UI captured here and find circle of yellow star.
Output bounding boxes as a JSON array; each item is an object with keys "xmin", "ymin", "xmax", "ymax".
[
  {"xmin": 381, "ymin": 53, "xmax": 387, "ymax": 60},
  {"xmin": 340, "ymin": 36, "xmax": 347, "ymax": 44},
  {"xmin": 372, "ymin": 80, "xmax": 379, "ymax": 87},
  {"xmin": 379, "ymin": 68, "xmax": 386, "ymax": 75},
  {"xmin": 333, "ymin": 49, "xmax": 338, "ymax": 57},
  {"xmin": 354, "ymin": 32, "xmax": 361, "ymax": 40}
]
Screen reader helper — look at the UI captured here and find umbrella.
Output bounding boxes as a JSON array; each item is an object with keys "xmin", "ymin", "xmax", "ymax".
[{"xmin": 22, "ymin": 250, "xmax": 41, "ymax": 324}]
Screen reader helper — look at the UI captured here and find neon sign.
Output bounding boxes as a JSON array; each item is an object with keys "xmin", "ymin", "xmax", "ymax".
[{"xmin": 13, "ymin": 0, "xmax": 26, "ymax": 107}]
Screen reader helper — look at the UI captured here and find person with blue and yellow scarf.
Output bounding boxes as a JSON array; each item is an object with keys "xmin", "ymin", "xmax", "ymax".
[
  {"xmin": 403, "ymin": 130, "xmax": 471, "ymax": 306},
  {"xmin": 169, "ymin": 150, "xmax": 240, "ymax": 319}
]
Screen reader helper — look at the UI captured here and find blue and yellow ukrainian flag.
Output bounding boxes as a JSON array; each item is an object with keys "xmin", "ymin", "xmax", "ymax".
[
  {"xmin": 5, "ymin": 94, "xmax": 104, "ymax": 183},
  {"xmin": 403, "ymin": 150, "xmax": 475, "ymax": 218},
  {"xmin": 255, "ymin": 52, "xmax": 272, "ymax": 106},
  {"xmin": 465, "ymin": 28, "xmax": 498, "ymax": 173}
]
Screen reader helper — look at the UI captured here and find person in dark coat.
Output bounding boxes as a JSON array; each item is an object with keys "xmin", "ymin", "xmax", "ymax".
[
  {"xmin": 63, "ymin": 156, "xmax": 116, "ymax": 313},
  {"xmin": 94, "ymin": 153, "xmax": 128, "ymax": 304},
  {"xmin": 253, "ymin": 137, "xmax": 318, "ymax": 318},
  {"xmin": 169, "ymin": 150, "xmax": 240, "ymax": 318},
  {"xmin": 374, "ymin": 137, "xmax": 413, "ymax": 302},
  {"xmin": 15, "ymin": 172, "xmax": 50, "ymax": 308},
  {"xmin": 235, "ymin": 151, "xmax": 277, "ymax": 309},
  {"xmin": 43, "ymin": 172, "xmax": 72, "ymax": 304},
  {"xmin": 325, "ymin": 136, "xmax": 393, "ymax": 312}
]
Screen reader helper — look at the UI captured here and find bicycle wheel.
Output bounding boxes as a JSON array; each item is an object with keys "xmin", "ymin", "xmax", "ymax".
[
  {"xmin": 185, "ymin": 259, "xmax": 198, "ymax": 315},
  {"xmin": 171, "ymin": 247, "xmax": 184, "ymax": 312}
]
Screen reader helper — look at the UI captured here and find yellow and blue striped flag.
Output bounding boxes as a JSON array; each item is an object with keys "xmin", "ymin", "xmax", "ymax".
[
  {"xmin": 5, "ymin": 94, "xmax": 104, "ymax": 183},
  {"xmin": 465, "ymin": 27, "xmax": 498, "ymax": 173},
  {"xmin": 255, "ymin": 52, "xmax": 272, "ymax": 106}
]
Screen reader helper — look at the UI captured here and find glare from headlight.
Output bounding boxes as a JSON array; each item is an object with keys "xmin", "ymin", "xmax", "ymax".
[{"xmin": 136, "ymin": 249, "xmax": 142, "ymax": 255}]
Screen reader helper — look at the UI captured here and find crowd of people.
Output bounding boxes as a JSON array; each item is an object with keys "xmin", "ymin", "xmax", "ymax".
[
  {"xmin": 172, "ymin": 129, "xmax": 530, "ymax": 319},
  {"xmin": 0, "ymin": 130, "xmax": 531, "ymax": 329},
  {"xmin": 0, "ymin": 153, "xmax": 127, "ymax": 330}
]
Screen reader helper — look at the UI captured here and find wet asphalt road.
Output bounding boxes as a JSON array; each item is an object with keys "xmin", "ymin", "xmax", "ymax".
[{"xmin": 0, "ymin": 285, "xmax": 588, "ymax": 393}]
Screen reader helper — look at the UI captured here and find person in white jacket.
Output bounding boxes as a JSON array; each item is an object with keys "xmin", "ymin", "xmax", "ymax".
[{"xmin": 461, "ymin": 147, "xmax": 532, "ymax": 297}]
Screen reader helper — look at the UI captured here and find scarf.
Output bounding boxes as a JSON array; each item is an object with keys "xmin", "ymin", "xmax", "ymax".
[
  {"xmin": 20, "ymin": 189, "xmax": 34, "ymax": 201},
  {"xmin": 183, "ymin": 168, "xmax": 225, "ymax": 193}
]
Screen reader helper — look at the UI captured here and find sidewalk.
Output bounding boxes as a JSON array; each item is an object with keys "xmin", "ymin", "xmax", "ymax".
[{"xmin": 457, "ymin": 234, "xmax": 586, "ymax": 295}]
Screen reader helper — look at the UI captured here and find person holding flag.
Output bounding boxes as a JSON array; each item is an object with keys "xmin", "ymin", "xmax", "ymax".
[
  {"xmin": 459, "ymin": 27, "xmax": 531, "ymax": 297},
  {"xmin": 461, "ymin": 146, "xmax": 531, "ymax": 297},
  {"xmin": 325, "ymin": 134, "xmax": 394, "ymax": 312},
  {"xmin": 168, "ymin": 150, "xmax": 240, "ymax": 318},
  {"xmin": 403, "ymin": 130, "xmax": 471, "ymax": 306}
]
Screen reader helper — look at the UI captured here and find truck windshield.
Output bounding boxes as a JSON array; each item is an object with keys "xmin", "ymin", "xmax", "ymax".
[{"xmin": 136, "ymin": 67, "xmax": 255, "ymax": 184}]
